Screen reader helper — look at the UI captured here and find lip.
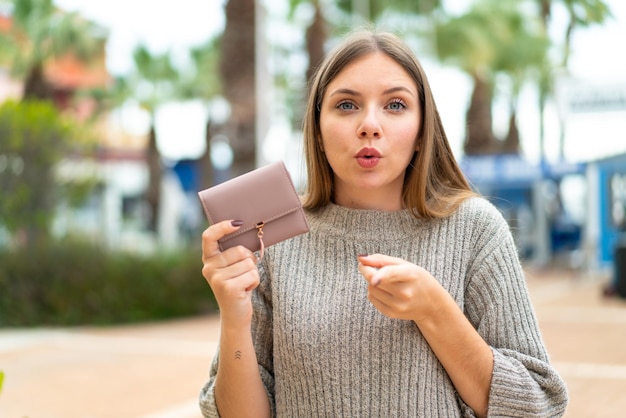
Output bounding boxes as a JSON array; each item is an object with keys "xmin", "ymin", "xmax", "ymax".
[
  {"xmin": 355, "ymin": 147, "xmax": 382, "ymax": 158},
  {"xmin": 355, "ymin": 147, "xmax": 382, "ymax": 169}
]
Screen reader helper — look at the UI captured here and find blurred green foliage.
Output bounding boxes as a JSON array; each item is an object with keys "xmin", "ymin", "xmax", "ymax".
[
  {"xmin": 0, "ymin": 239, "xmax": 217, "ymax": 326},
  {"xmin": 0, "ymin": 100, "xmax": 99, "ymax": 245},
  {"xmin": 0, "ymin": 100, "xmax": 72, "ymax": 242}
]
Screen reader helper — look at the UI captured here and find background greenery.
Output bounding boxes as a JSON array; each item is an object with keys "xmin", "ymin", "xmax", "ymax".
[{"xmin": 0, "ymin": 239, "xmax": 217, "ymax": 326}]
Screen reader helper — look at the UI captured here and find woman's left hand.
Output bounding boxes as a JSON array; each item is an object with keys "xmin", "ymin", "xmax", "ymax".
[{"xmin": 357, "ymin": 254, "xmax": 446, "ymax": 323}]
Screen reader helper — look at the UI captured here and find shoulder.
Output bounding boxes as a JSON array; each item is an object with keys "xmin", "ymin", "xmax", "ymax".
[
  {"xmin": 450, "ymin": 196, "xmax": 512, "ymax": 244},
  {"xmin": 453, "ymin": 196, "xmax": 507, "ymax": 225}
]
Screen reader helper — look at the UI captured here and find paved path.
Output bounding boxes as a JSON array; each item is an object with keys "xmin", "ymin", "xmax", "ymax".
[
  {"xmin": 0, "ymin": 268, "xmax": 625, "ymax": 417},
  {"xmin": 527, "ymin": 267, "xmax": 626, "ymax": 417},
  {"xmin": 0, "ymin": 316, "xmax": 219, "ymax": 418}
]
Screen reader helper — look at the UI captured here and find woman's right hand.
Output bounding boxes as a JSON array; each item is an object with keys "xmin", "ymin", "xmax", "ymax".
[
  {"xmin": 201, "ymin": 220, "xmax": 260, "ymax": 327},
  {"xmin": 202, "ymin": 221, "xmax": 273, "ymax": 418}
]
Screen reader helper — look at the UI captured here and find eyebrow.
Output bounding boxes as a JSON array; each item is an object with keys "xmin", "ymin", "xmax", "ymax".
[{"xmin": 329, "ymin": 86, "xmax": 415, "ymax": 97}]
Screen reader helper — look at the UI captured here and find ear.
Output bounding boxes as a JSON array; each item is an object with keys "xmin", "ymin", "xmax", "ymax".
[{"xmin": 414, "ymin": 133, "xmax": 421, "ymax": 152}]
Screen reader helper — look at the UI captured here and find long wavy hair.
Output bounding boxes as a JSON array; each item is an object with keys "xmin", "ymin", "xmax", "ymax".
[{"xmin": 302, "ymin": 29, "xmax": 476, "ymax": 219}]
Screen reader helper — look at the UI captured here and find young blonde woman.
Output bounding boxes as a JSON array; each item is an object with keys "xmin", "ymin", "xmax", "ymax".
[{"xmin": 200, "ymin": 29, "xmax": 568, "ymax": 418}]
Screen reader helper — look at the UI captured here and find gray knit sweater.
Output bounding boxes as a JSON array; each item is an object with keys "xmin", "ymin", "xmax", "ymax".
[{"xmin": 199, "ymin": 197, "xmax": 568, "ymax": 417}]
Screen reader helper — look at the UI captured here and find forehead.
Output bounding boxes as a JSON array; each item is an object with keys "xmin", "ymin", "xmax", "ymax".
[{"xmin": 327, "ymin": 52, "xmax": 416, "ymax": 91}]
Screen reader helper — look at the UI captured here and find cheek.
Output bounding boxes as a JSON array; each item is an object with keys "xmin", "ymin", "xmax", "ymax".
[
  {"xmin": 320, "ymin": 119, "xmax": 349, "ymax": 152},
  {"xmin": 396, "ymin": 122, "xmax": 420, "ymax": 154}
]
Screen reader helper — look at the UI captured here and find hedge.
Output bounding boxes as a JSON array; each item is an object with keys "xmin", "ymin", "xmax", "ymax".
[{"xmin": 0, "ymin": 240, "xmax": 217, "ymax": 326}]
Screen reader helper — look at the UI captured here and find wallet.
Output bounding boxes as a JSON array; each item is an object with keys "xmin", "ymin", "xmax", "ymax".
[{"xmin": 197, "ymin": 161, "xmax": 309, "ymax": 260}]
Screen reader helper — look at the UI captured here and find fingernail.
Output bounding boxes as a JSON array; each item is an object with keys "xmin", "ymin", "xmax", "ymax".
[
  {"xmin": 357, "ymin": 254, "xmax": 368, "ymax": 258},
  {"xmin": 231, "ymin": 220, "xmax": 244, "ymax": 227}
]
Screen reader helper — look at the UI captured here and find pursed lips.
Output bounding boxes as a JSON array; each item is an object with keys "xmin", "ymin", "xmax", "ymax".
[
  {"xmin": 355, "ymin": 147, "xmax": 382, "ymax": 168},
  {"xmin": 355, "ymin": 147, "xmax": 382, "ymax": 158}
]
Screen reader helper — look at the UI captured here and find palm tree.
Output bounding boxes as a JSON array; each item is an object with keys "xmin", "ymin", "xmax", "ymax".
[
  {"xmin": 126, "ymin": 45, "xmax": 177, "ymax": 233},
  {"xmin": 304, "ymin": 0, "xmax": 328, "ymax": 83},
  {"xmin": 559, "ymin": 0, "xmax": 612, "ymax": 68},
  {"xmin": 334, "ymin": 0, "xmax": 442, "ymax": 26},
  {"xmin": 534, "ymin": 0, "xmax": 612, "ymax": 160},
  {"xmin": 184, "ymin": 36, "xmax": 222, "ymax": 189},
  {"xmin": 0, "ymin": 0, "xmax": 103, "ymax": 101},
  {"xmin": 434, "ymin": 2, "xmax": 501, "ymax": 155},
  {"xmin": 491, "ymin": 5, "xmax": 550, "ymax": 155},
  {"xmin": 219, "ymin": 0, "xmax": 257, "ymax": 177},
  {"xmin": 434, "ymin": 0, "xmax": 549, "ymax": 155}
]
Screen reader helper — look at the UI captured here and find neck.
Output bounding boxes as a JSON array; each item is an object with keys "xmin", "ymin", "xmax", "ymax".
[{"xmin": 333, "ymin": 190, "xmax": 404, "ymax": 211}]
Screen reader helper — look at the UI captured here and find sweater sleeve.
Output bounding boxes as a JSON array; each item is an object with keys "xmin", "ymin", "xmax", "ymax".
[
  {"xmin": 463, "ymin": 202, "xmax": 568, "ymax": 417},
  {"xmin": 199, "ymin": 258, "xmax": 276, "ymax": 418}
]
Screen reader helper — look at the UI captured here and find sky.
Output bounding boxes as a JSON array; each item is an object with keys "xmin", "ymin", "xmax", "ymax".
[
  {"xmin": 55, "ymin": 0, "xmax": 226, "ymax": 75},
  {"xmin": 53, "ymin": 0, "xmax": 626, "ymax": 163}
]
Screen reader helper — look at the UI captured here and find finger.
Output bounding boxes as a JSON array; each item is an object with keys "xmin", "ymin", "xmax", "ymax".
[
  {"xmin": 201, "ymin": 220, "xmax": 244, "ymax": 260},
  {"xmin": 357, "ymin": 253, "xmax": 404, "ymax": 269},
  {"xmin": 373, "ymin": 263, "xmax": 417, "ymax": 287},
  {"xmin": 210, "ymin": 255, "xmax": 259, "ymax": 290},
  {"xmin": 367, "ymin": 292, "xmax": 394, "ymax": 317},
  {"xmin": 358, "ymin": 263, "xmax": 378, "ymax": 283},
  {"xmin": 357, "ymin": 255, "xmax": 380, "ymax": 284},
  {"xmin": 217, "ymin": 245, "xmax": 258, "ymax": 269},
  {"xmin": 358, "ymin": 256, "xmax": 414, "ymax": 287},
  {"xmin": 358, "ymin": 262, "xmax": 393, "ymax": 293}
]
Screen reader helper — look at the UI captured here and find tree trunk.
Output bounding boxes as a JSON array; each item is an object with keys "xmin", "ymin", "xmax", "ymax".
[
  {"xmin": 145, "ymin": 123, "xmax": 162, "ymax": 233},
  {"xmin": 537, "ymin": 0, "xmax": 551, "ymax": 165},
  {"xmin": 306, "ymin": 3, "xmax": 327, "ymax": 83},
  {"xmin": 22, "ymin": 63, "xmax": 53, "ymax": 101},
  {"xmin": 220, "ymin": 0, "xmax": 257, "ymax": 177},
  {"xmin": 502, "ymin": 111, "xmax": 521, "ymax": 154},
  {"xmin": 464, "ymin": 74, "xmax": 498, "ymax": 155},
  {"xmin": 282, "ymin": 1, "xmax": 327, "ymax": 132},
  {"xmin": 539, "ymin": 0, "xmax": 551, "ymax": 24},
  {"xmin": 199, "ymin": 118, "xmax": 214, "ymax": 189}
]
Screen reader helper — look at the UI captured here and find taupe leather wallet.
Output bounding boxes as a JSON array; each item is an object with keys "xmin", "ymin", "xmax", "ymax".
[{"xmin": 197, "ymin": 161, "xmax": 309, "ymax": 260}]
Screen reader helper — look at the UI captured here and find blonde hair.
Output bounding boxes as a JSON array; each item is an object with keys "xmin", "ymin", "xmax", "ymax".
[{"xmin": 302, "ymin": 29, "xmax": 475, "ymax": 219}]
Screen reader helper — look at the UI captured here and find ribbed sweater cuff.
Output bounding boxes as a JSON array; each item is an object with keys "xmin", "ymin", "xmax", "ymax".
[
  {"xmin": 488, "ymin": 349, "xmax": 559, "ymax": 417},
  {"xmin": 199, "ymin": 380, "xmax": 220, "ymax": 418}
]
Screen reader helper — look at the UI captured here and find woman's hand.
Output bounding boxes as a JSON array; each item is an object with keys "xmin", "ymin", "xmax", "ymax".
[
  {"xmin": 357, "ymin": 254, "xmax": 446, "ymax": 323},
  {"xmin": 202, "ymin": 220, "xmax": 260, "ymax": 327},
  {"xmin": 202, "ymin": 220, "xmax": 273, "ymax": 418}
]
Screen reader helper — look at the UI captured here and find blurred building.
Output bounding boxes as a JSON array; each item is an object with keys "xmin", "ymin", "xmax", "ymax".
[
  {"xmin": 461, "ymin": 156, "xmax": 586, "ymax": 268},
  {"xmin": 585, "ymin": 153, "xmax": 626, "ymax": 272},
  {"xmin": 461, "ymin": 76, "xmax": 626, "ymax": 274}
]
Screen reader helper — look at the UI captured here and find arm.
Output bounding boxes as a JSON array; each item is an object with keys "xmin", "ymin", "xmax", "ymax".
[
  {"xmin": 463, "ymin": 228, "xmax": 568, "ymax": 417},
  {"xmin": 199, "ymin": 221, "xmax": 271, "ymax": 418},
  {"xmin": 358, "ymin": 202, "xmax": 568, "ymax": 417},
  {"xmin": 411, "ymin": 279, "xmax": 493, "ymax": 417},
  {"xmin": 358, "ymin": 255, "xmax": 492, "ymax": 417},
  {"xmin": 213, "ymin": 320, "xmax": 270, "ymax": 418}
]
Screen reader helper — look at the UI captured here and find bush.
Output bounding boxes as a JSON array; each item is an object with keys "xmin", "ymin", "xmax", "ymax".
[
  {"xmin": 0, "ymin": 239, "xmax": 217, "ymax": 326},
  {"xmin": 0, "ymin": 100, "xmax": 80, "ymax": 243}
]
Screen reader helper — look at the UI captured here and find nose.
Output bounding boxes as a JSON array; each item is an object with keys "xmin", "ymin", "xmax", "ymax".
[{"xmin": 358, "ymin": 107, "xmax": 382, "ymax": 139}]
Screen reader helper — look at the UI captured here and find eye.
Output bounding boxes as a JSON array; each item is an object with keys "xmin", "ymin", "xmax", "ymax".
[
  {"xmin": 336, "ymin": 100, "xmax": 357, "ymax": 111},
  {"xmin": 387, "ymin": 99, "xmax": 407, "ymax": 112}
]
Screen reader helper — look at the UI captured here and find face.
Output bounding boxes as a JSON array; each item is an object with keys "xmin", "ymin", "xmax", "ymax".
[{"xmin": 319, "ymin": 52, "xmax": 421, "ymax": 210}]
